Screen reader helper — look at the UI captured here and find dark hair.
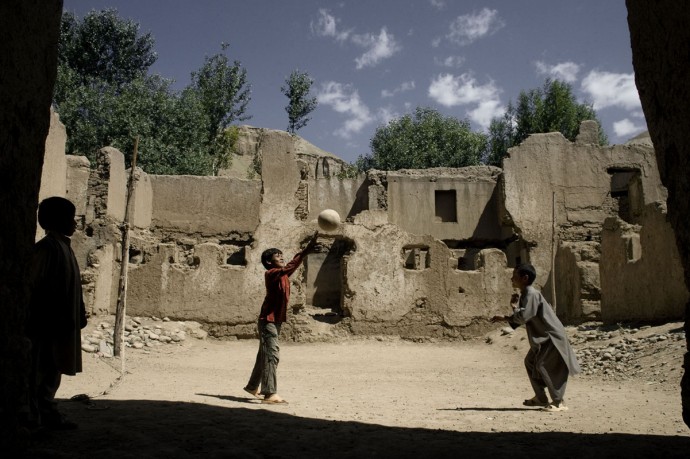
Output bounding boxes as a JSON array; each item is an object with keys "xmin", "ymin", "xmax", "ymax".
[
  {"xmin": 38, "ymin": 197, "xmax": 76, "ymax": 231},
  {"xmin": 261, "ymin": 248, "xmax": 282, "ymax": 269},
  {"xmin": 515, "ymin": 263, "xmax": 537, "ymax": 285}
]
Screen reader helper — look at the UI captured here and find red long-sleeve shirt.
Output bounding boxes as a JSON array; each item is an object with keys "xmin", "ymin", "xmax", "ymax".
[{"xmin": 259, "ymin": 251, "xmax": 306, "ymax": 323}]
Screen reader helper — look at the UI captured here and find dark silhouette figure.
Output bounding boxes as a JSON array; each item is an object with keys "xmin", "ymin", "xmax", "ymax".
[{"xmin": 27, "ymin": 197, "xmax": 86, "ymax": 430}]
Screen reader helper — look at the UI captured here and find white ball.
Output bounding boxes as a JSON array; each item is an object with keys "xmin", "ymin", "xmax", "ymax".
[{"xmin": 317, "ymin": 209, "xmax": 340, "ymax": 231}]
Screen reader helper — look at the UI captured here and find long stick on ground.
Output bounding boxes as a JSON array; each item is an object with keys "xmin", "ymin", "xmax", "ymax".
[{"xmin": 113, "ymin": 136, "xmax": 139, "ymax": 360}]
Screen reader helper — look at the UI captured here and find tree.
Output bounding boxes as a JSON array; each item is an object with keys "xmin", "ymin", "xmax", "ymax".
[
  {"xmin": 58, "ymin": 9, "xmax": 156, "ymax": 87},
  {"xmin": 53, "ymin": 11, "xmax": 249, "ymax": 175},
  {"xmin": 358, "ymin": 107, "xmax": 487, "ymax": 171},
  {"xmin": 485, "ymin": 79, "xmax": 607, "ymax": 166},
  {"xmin": 281, "ymin": 70, "xmax": 317, "ymax": 133},
  {"xmin": 189, "ymin": 43, "xmax": 252, "ymax": 141}
]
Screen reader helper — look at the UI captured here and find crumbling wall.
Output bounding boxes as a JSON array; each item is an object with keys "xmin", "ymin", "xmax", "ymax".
[
  {"xmin": 307, "ymin": 176, "xmax": 368, "ymax": 222},
  {"xmin": 40, "ymin": 117, "xmax": 687, "ymax": 342},
  {"xmin": 387, "ymin": 167, "xmax": 503, "ymax": 241},
  {"xmin": 600, "ymin": 202, "xmax": 689, "ymax": 322},
  {"xmin": 502, "ymin": 122, "xmax": 667, "ymax": 321},
  {"xmin": 38, "ymin": 109, "xmax": 67, "ymax": 203},
  {"xmin": 149, "ymin": 175, "xmax": 260, "ymax": 237}
]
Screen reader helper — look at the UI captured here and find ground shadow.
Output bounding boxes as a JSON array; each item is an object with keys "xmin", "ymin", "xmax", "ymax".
[
  {"xmin": 25, "ymin": 398, "xmax": 690, "ymax": 459},
  {"xmin": 195, "ymin": 393, "xmax": 257, "ymax": 404},
  {"xmin": 439, "ymin": 407, "xmax": 534, "ymax": 412}
]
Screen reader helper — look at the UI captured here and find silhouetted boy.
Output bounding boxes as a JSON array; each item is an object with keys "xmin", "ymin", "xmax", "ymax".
[{"xmin": 27, "ymin": 197, "xmax": 86, "ymax": 429}]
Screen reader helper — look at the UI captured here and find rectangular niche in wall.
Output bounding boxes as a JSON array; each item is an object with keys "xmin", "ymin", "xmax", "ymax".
[
  {"xmin": 434, "ymin": 190, "xmax": 457, "ymax": 222},
  {"xmin": 403, "ymin": 246, "xmax": 430, "ymax": 270},
  {"xmin": 607, "ymin": 168, "xmax": 641, "ymax": 223}
]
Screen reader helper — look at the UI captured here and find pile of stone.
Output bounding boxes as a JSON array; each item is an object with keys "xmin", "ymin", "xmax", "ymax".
[
  {"xmin": 81, "ymin": 316, "xmax": 208, "ymax": 356},
  {"xmin": 571, "ymin": 325, "xmax": 686, "ymax": 381}
]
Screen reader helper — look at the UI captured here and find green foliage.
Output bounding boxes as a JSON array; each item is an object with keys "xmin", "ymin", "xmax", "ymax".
[
  {"xmin": 358, "ymin": 107, "xmax": 487, "ymax": 171},
  {"xmin": 58, "ymin": 9, "xmax": 156, "ymax": 87},
  {"xmin": 189, "ymin": 43, "xmax": 252, "ymax": 140},
  {"xmin": 53, "ymin": 11, "xmax": 249, "ymax": 175},
  {"xmin": 485, "ymin": 79, "xmax": 608, "ymax": 166},
  {"xmin": 335, "ymin": 163, "xmax": 361, "ymax": 180},
  {"xmin": 281, "ymin": 70, "xmax": 318, "ymax": 133}
]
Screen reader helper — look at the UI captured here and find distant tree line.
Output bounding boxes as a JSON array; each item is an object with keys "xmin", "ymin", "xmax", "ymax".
[
  {"xmin": 359, "ymin": 79, "xmax": 608, "ymax": 172},
  {"xmin": 54, "ymin": 9, "xmax": 317, "ymax": 175},
  {"xmin": 56, "ymin": 10, "xmax": 606, "ymax": 175}
]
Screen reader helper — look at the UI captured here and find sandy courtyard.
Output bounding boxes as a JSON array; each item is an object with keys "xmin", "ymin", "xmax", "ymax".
[{"xmin": 26, "ymin": 321, "xmax": 690, "ymax": 459}]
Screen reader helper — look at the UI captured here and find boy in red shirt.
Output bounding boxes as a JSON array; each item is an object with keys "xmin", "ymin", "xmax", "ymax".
[{"xmin": 244, "ymin": 232, "xmax": 318, "ymax": 404}]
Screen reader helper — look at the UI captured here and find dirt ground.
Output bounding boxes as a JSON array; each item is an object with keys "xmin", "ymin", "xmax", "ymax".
[{"xmin": 27, "ymin": 320, "xmax": 690, "ymax": 459}]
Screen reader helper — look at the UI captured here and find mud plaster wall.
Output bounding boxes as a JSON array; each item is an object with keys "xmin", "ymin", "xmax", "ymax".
[
  {"xmin": 600, "ymin": 203, "xmax": 689, "ymax": 322},
  {"xmin": 149, "ymin": 175, "xmax": 260, "ymax": 236},
  {"xmin": 502, "ymin": 129, "xmax": 666, "ymax": 301},
  {"xmin": 41, "ymin": 117, "xmax": 687, "ymax": 340},
  {"xmin": 387, "ymin": 167, "xmax": 502, "ymax": 241}
]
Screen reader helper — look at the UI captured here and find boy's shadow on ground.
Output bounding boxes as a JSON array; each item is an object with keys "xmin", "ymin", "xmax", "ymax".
[
  {"xmin": 26, "ymin": 398, "xmax": 690, "ymax": 459},
  {"xmin": 196, "ymin": 392, "xmax": 257, "ymax": 404},
  {"xmin": 439, "ymin": 407, "xmax": 535, "ymax": 412}
]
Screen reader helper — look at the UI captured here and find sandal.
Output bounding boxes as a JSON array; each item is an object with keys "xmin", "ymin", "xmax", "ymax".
[{"xmin": 523, "ymin": 396, "xmax": 549, "ymax": 407}]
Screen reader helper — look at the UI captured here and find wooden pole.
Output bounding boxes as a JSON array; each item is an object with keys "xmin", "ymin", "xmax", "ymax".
[
  {"xmin": 551, "ymin": 191, "xmax": 557, "ymax": 311},
  {"xmin": 113, "ymin": 136, "xmax": 139, "ymax": 358}
]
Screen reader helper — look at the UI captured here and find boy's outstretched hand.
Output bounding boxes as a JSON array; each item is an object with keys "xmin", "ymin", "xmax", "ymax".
[
  {"xmin": 305, "ymin": 231, "xmax": 319, "ymax": 253},
  {"xmin": 491, "ymin": 315, "xmax": 509, "ymax": 323}
]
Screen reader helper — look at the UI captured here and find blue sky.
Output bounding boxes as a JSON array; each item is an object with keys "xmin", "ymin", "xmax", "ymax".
[{"xmin": 62, "ymin": 0, "xmax": 644, "ymax": 164}]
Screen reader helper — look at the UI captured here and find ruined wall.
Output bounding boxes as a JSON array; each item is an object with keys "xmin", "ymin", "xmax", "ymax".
[
  {"xmin": 39, "ymin": 117, "xmax": 687, "ymax": 342},
  {"xmin": 38, "ymin": 109, "xmax": 67, "ymax": 202},
  {"xmin": 502, "ymin": 123, "xmax": 666, "ymax": 316},
  {"xmin": 149, "ymin": 175, "xmax": 260, "ymax": 236},
  {"xmin": 600, "ymin": 203, "xmax": 689, "ymax": 322},
  {"xmin": 307, "ymin": 176, "xmax": 368, "ymax": 222},
  {"xmin": 555, "ymin": 241, "xmax": 601, "ymax": 323},
  {"xmin": 387, "ymin": 167, "xmax": 503, "ymax": 241}
]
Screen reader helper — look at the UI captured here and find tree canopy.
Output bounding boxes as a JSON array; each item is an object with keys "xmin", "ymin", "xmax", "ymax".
[
  {"xmin": 358, "ymin": 107, "xmax": 487, "ymax": 171},
  {"xmin": 281, "ymin": 70, "xmax": 318, "ymax": 134},
  {"xmin": 485, "ymin": 79, "xmax": 607, "ymax": 166},
  {"xmin": 53, "ymin": 10, "xmax": 251, "ymax": 175}
]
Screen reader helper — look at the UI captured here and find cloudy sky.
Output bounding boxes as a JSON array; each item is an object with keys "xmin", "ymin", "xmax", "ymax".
[{"xmin": 62, "ymin": 0, "xmax": 644, "ymax": 163}]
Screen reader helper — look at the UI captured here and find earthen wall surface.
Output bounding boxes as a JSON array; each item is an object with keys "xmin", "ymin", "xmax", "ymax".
[{"xmin": 42, "ymin": 121, "xmax": 688, "ymax": 341}]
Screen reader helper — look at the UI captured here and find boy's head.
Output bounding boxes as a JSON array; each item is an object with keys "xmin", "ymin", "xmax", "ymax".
[
  {"xmin": 38, "ymin": 197, "xmax": 77, "ymax": 236},
  {"xmin": 261, "ymin": 248, "xmax": 284, "ymax": 269},
  {"xmin": 512, "ymin": 263, "xmax": 537, "ymax": 288}
]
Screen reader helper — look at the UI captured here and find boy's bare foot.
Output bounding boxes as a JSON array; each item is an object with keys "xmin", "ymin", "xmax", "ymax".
[
  {"xmin": 542, "ymin": 401, "xmax": 568, "ymax": 412},
  {"xmin": 262, "ymin": 394, "xmax": 288, "ymax": 404},
  {"xmin": 243, "ymin": 386, "xmax": 261, "ymax": 398}
]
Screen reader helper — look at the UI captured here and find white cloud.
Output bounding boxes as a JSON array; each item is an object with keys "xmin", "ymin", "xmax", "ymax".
[
  {"xmin": 431, "ymin": 37, "xmax": 442, "ymax": 48},
  {"xmin": 312, "ymin": 10, "xmax": 400, "ymax": 69},
  {"xmin": 377, "ymin": 106, "xmax": 398, "ymax": 125},
  {"xmin": 581, "ymin": 70, "xmax": 641, "ymax": 111},
  {"xmin": 311, "ymin": 9, "xmax": 350, "ymax": 42},
  {"xmin": 381, "ymin": 80, "xmax": 415, "ymax": 98},
  {"xmin": 317, "ymin": 81, "xmax": 374, "ymax": 138},
  {"xmin": 435, "ymin": 55, "xmax": 465, "ymax": 68},
  {"xmin": 613, "ymin": 118, "xmax": 647, "ymax": 138},
  {"xmin": 447, "ymin": 8, "xmax": 504, "ymax": 46},
  {"xmin": 535, "ymin": 61, "xmax": 580, "ymax": 83},
  {"xmin": 429, "ymin": 0, "xmax": 445, "ymax": 10},
  {"xmin": 352, "ymin": 28, "xmax": 401, "ymax": 69},
  {"xmin": 428, "ymin": 73, "xmax": 504, "ymax": 129},
  {"xmin": 468, "ymin": 99, "xmax": 504, "ymax": 130}
]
